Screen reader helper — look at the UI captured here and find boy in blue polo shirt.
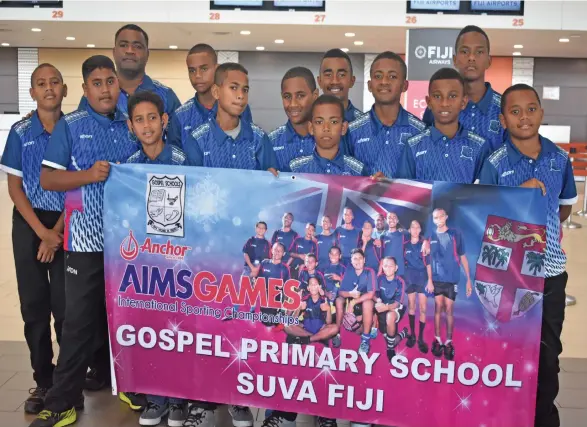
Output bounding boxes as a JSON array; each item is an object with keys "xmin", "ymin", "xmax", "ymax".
[
  {"xmin": 271, "ymin": 212, "xmax": 298, "ymax": 266},
  {"xmin": 288, "ymin": 223, "xmax": 318, "ymax": 278},
  {"xmin": 1, "ymin": 63, "xmax": 67, "ymax": 416},
  {"xmin": 79, "ymin": 24, "xmax": 180, "ymax": 117},
  {"xmin": 348, "ymin": 51, "xmax": 425, "ymax": 177},
  {"xmin": 423, "ymin": 26, "xmax": 504, "ymax": 152},
  {"xmin": 428, "ymin": 208, "xmax": 472, "ymax": 361},
  {"xmin": 270, "ymin": 67, "xmax": 319, "ymax": 171},
  {"xmin": 316, "ymin": 215, "xmax": 338, "ymax": 267},
  {"xmin": 30, "ymin": 55, "xmax": 138, "ymax": 427},
  {"xmin": 298, "ymin": 253, "xmax": 325, "ymax": 295},
  {"xmin": 183, "ymin": 62, "xmax": 277, "ymax": 175},
  {"xmin": 335, "ymin": 207, "xmax": 361, "ymax": 267},
  {"xmin": 479, "ymin": 84, "xmax": 577, "ymax": 427},
  {"xmin": 289, "ymin": 95, "xmax": 368, "ymax": 176},
  {"xmin": 398, "ymin": 68, "xmax": 489, "ymax": 184},
  {"xmin": 242, "ymin": 221, "xmax": 271, "ymax": 277},
  {"xmin": 168, "ymin": 44, "xmax": 253, "ymax": 148}
]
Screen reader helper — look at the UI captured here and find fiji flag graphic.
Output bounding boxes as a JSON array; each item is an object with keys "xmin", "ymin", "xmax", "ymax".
[
  {"xmin": 267, "ymin": 175, "xmax": 433, "ymax": 231},
  {"xmin": 474, "ymin": 215, "xmax": 547, "ymax": 322}
]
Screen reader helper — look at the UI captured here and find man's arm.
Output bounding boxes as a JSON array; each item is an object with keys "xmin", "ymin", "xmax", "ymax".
[
  {"xmin": 356, "ymin": 290, "xmax": 375, "ymax": 303},
  {"xmin": 559, "ymin": 155, "xmax": 578, "ymax": 222}
]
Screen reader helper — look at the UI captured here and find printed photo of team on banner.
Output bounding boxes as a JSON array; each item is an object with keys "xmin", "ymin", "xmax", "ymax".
[{"xmin": 234, "ymin": 206, "xmax": 469, "ymax": 363}]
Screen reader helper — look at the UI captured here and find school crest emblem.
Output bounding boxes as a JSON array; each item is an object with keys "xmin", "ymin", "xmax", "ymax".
[{"xmin": 146, "ymin": 174, "xmax": 186, "ymax": 237}]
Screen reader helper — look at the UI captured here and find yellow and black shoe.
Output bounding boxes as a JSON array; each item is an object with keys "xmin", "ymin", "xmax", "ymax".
[
  {"xmin": 118, "ymin": 392, "xmax": 147, "ymax": 411},
  {"xmin": 29, "ymin": 408, "xmax": 76, "ymax": 427}
]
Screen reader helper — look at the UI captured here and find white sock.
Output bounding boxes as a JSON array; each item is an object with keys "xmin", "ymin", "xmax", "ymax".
[
  {"xmin": 436, "ymin": 336, "xmax": 442, "ymax": 344},
  {"xmin": 445, "ymin": 339, "xmax": 452, "ymax": 345}
]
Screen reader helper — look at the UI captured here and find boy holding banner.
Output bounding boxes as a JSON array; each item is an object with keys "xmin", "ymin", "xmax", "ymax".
[{"xmin": 479, "ymin": 84, "xmax": 577, "ymax": 427}]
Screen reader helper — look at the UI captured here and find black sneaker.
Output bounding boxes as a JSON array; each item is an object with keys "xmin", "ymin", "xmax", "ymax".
[
  {"xmin": 118, "ymin": 392, "xmax": 147, "ymax": 411},
  {"xmin": 84, "ymin": 368, "xmax": 110, "ymax": 391},
  {"xmin": 386, "ymin": 348, "xmax": 396, "ymax": 361},
  {"xmin": 444, "ymin": 342, "xmax": 455, "ymax": 360},
  {"xmin": 431, "ymin": 340, "xmax": 444, "ymax": 357},
  {"xmin": 417, "ymin": 339, "xmax": 429, "ymax": 354},
  {"xmin": 74, "ymin": 394, "xmax": 85, "ymax": 410},
  {"xmin": 29, "ymin": 408, "xmax": 76, "ymax": 427},
  {"xmin": 24, "ymin": 387, "xmax": 47, "ymax": 414},
  {"xmin": 406, "ymin": 334, "xmax": 416, "ymax": 348},
  {"xmin": 317, "ymin": 417, "xmax": 337, "ymax": 427}
]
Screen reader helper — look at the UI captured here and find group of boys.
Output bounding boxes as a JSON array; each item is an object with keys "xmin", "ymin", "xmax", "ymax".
[{"xmin": 0, "ymin": 19, "xmax": 574, "ymax": 427}]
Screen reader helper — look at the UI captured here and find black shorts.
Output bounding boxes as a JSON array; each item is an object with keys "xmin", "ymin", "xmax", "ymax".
[
  {"xmin": 406, "ymin": 283, "xmax": 426, "ymax": 294},
  {"xmin": 377, "ymin": 305, "xmax": 406, "ymax": 333},
  {"xmin": 433, "ymin": 282, "xmax": 457, "ymax": 301}
]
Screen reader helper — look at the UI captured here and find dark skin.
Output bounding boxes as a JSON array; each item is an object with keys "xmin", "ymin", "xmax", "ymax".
[
  {"xmin": 368, "ymin": 58, "xmax": 408, "ymax": 126},
  {"xmin": 186, "ymin": 51, "xmax": 217, "ymax": 109},
  {"xmin": 113, "ymin": 29, "xmax": 149, "ymax": 94},
  {"xmin": 308, "ymin": 103, "xmax": 348, "ymax": 160},
  {"xmin": 127, "ymin": 101, "xmax": 169, "ymax": 160},
  {"xmin": 281, "ymin": 76, "xmax": 318, "ymax": 136},
  {"xmin": 499, "ymin": 89, "xmax": 571, "ymax": 221},
  {"xmin": 318, "ymin": 57, "xmax": 355, "ymax": 109},
  {"xmin": 453, "ymin": 31, "xmax": 492, "ymax": 104},
  {"xmin": 426, "ymin": 79, "xmax": 468, "ymax": 139}
]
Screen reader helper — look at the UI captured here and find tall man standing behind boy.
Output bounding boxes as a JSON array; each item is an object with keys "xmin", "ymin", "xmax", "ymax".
[{"xmin": 29, "ymin": 55, "xmax": 138, "ymax": 427}]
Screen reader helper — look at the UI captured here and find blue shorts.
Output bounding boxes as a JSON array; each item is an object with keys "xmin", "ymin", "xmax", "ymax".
[
  {"xmin": 303, "ymin": 318, "xmax": 325, "ymax": 335},
  {"xmin": 406, "ymin": 283, "xmax": 426, "ymax": 294}
]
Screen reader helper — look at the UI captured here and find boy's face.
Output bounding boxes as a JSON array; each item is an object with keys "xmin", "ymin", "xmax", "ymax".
[
  {"xmin": 426, "ymin": 79, "xmax": 467, "ymax": 126},
  {"xmin": 305, "ymin": 224, "xmax": 315, "ymax": 238},
  {"xmin": 127, "ymin": 102, "xmax": 167, "ymax": 147},
  {"xmin": 362, "ymin": 222, "xmax": 373, "ymax": 238},
  {"xmin": 499, "ymin": 89, "xmax": 543, "ymax": 141},
  {"xmin": 368, "ymin": 58, "xmax": 407, "ymax": 106},
  {"xmin": 318, "ymin": 57, "xmax": 355, "ymax": 102},
  {"xmin": 328, "ymin": 248, "xmax": 341, "ymax": 264},
  {"xmin": 454, "ymin": 31, "xmax": 491, "ymax": 83},
  {"xmin": 83, "ymin": 67, "xmax": 120, "ymax": 114},
  {"xmin": 387, "ymin": 212, "xmax": 399, "ymax": 229},
  {"xmin": 187, "ymin": 52, "xmax": 217, "ymax": 94},
  {"xmin": 321, "ymin": 216, "xmax": 331, "ymax": 231},
  {"xmin": 256, "ymin": 223, "xmax": 267, "ymax": 237},
  {"xmin": 305, "ymin": 255, "xmax": 317, "ymax": 271},
  {"xmin": 433, "ymin": 210, "xmax": 448, "ymax": 228},
  {"xmin": 212, "ymin": 70, "xmax": 248, "ymax": 117},
  {"xmin": 281, "ymin": 77, "xmax": 318, "ymax": 125},
  {"xmin": 343, "ymin": 208, "xmax": 353, "ymax": 224},
  {"xmin": 272, "ymin": 243, "xmax": 284, "ymax": 261},
  {"xmin": 382, "ymin": 258, "xmax": 398, "ymax": 277},
  {"xmin": 309, "ymin": 103, "xmax": 347, "ymax": 150},
  {"xmin": 113, "ymin": 29, "xmax": 149, "ymax": 74},
  {"xmin": 375, "ymin": 214, "xmax": 385, "ymax": 230},
  {"xmin": 351, "ymin": 252, "xmax": 365, "ymax": 271},
  {"xmin": 282, "ymin": 213, "xmax": 293, "ymax": 228},
  {"xmin": 30, "ymin": 66, "xmax": 67, "ymax": 111},
  {"xmin": 409, "ymin": 220, "xmax": 421, "ymax": 238},
  {"xmin": 308, "ymin": 278, "xmax": 321, "ymax": 296}
]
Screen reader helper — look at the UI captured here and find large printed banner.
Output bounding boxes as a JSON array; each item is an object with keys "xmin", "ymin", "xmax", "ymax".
[{"xmin": 104, "ymin": 164, "xmax": 548, "ymax": 427}]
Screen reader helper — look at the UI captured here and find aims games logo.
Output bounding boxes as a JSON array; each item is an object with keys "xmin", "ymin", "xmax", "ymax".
[{"xmin": 120, "ymin": 230, "xmax": 192, "ymax": 262}]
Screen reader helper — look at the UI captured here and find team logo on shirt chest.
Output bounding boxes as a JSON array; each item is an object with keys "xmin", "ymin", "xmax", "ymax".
[{"xmin": 146, "ymin": 174, "xmax": 186, "ymax": 237}]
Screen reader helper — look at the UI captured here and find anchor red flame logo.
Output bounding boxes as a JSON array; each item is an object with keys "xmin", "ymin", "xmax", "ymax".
[{"xmin": 120, "ymin": 230, "xmax": 140, "ymax": 261}]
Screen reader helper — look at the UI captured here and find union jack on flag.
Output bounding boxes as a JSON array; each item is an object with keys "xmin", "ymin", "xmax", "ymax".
[{"xmin": 268, "ymin": 175, "xmax": 433, "ymax": 232}]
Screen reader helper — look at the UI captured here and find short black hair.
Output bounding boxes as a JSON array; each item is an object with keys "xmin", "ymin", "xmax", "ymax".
[
  {"xmin": 115, "ymin": 24, "xmax": 149, "ymax": 47},
  {"xmin": 329, "ymin": 245, "xmax": 341, "ymax": 255},
  {"xmin": 382, "ymin": 256, "xmax": 397, "ymax": 264},
  {"xmin": 428, "ymin": 67, "xmax": 465, "ymax": 91},
  {"xmin": 350, "ymin": 248, "xmax": 365, "ymax": 258},
  {"xmin": 188, "ymin": 43, "xmax": 218, "ymax": 63},
  {"xmin": 214, "ymin": 62, "xmax": 248, "ymax": 86},
  {"xmin": 321, "ymin": 48, "xmax": 353, "ymax": 75},
  {"xmin": 82, "ymin": 55, "xmax": 116, "ymax": 82},
  {"xmin": 31, "ymin": 63, "xmax": 63, "ymax": 87},
  {"xmin": 256, "ymin": 221, "xmax": 268, "ymax": 228},
  {"xmin": 306, "ymin": 222, "xmax": 316, "ymax": 229},
  {"xmin": 456, "ymin": 25, "xmax": 490, "ymax": 54},
  {"xmin": 501, "ymin": 83, "xmax": 541, "ymax": 114},
  {"xmin": 370, "ymin": 51, "xmax": 407, "ymax": 80},
  {"xmin": 128, "ymin": 91, "xmax": 164, "ymax": 119},
  {"xmin": 311, "ymin": 94, "xmax": 345, "ymax": 119},
  {"xmin": 305, "ymin": 253, "xmax": 318, "ymax": 262},
  {"xmin": 281, "ymin": 66, "xmax": 317, "ymax": 92},
  {"xmin": 273, "ymin": 242, "xmax": 286, "ymax": 252}
]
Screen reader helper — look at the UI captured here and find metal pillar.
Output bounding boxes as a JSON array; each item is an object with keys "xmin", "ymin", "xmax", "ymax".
[
  {"xmin": 574, "ymin": 182, "xmax": 587, "ymax": 216},
  {"xmin": 563, "ymin": 215, "xmax": 582, "ymax": 229}
]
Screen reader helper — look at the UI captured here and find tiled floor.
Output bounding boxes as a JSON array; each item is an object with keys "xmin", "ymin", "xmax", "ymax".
[{"xmin": 0, "ymin": 175, "xmax": 585, "ymax": 426}]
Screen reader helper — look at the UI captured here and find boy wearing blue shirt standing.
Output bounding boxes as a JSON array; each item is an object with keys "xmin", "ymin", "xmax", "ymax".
[
  {"xmin": 183, "ymin": 62, "xmax": 278, "ymax": 175},
  {"xmin": 428, "ymin": 208, "xmax": 472, "ymax": 361},
  {"xmin": 270, "ymin": 67, "xmax": 319, "ymax": 171},
  {"xmin": 316, "ymin": 215, "xmax": 338, "ymax": 267},
  {"xmin": 423, "ymin": 26, "xmax": 504, "ymax": 152},
  {"xmin": 1, "ymin": 63, "xmax": 67, "ymax": 416},
  {"xmin": 479, "ymin": 84, "xmax": 577, "ymax": 427},
  {"xmin": 335, "ymin": 207, "xmax": 361, "ymax": 267},
  {"xmin": 270, "ymin": 212, "xmax": 298, "ymax": 266},
  {"xmin": 288, "ymin": 223, "xmax": 318, "ymax": 278},
  {"xmin": 348, "ymin": 51, "xmax": 425, "ymax": 177},
  {"xmin": 398, "ymin": 68, "xmax": 489, "ymax": 184},
  {"xmin": 30, "ymin": 55, "xmax": 138, "ymax": 427},
  {"xmin": 168, "ymin": 44, "xmax": 253, "ymax": 148}
]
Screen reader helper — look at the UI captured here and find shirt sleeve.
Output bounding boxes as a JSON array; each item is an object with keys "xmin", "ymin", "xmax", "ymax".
[
  {"xmin": 422, "ymin": 108, "xmax": 434, "ymax": 126},
  {"xmin": 242, "ymin": 105, "xmax": 253, "ymax": 123},
  {"xmin": 396, "ymin": 278, "xmax": 405, "ymax": 305},
  {"xmin": 166, "ymin": 90, "xmax": 182, "ymax": 118},
  {"xmin": 396, "ymin": 143, "xmax": 416, "ymax": 179},
  {"xmin": 560, "ymin": 156, "xmax": 578, "ymax": 205},
  {"xmin": 166, "ymin": 112, "xmax": 183, "ymax": 149},
  {"xmin": 340, "ymin": 134, "xmax": 353, "ymax": 157},
  {"xmin": 242, "ymin": 238, "xmax": 251, "ymax": 254},
  {"xmin": 367, "ymin": 269, "xmax": 377, "ymax": 292},
  {"xmin": 474, "ymin": 143, "xmax": 491, "ymax": 182},
  {"xmin": 0, "ymin": 127, "xmax": 23, "ymax": 177},
  {"xmin": 183, "ymin": 132, "xmax": 204, "ymax": 167},
  {"xmin": 455, "ymin": 230, "xmax": 465, "ymax": 256},
  {"xmin": 478, "ymin": 158, "xmax": 500, "ymax": 186},
  {"xmin": 42, "ymin": 117, "xmax": 72, "ymax": 170},
  {"xmin": 283, "ymin": 264, "xmax": 291, "ymax": 281},
  {"xmin": 256, "ymin": 132, "xmax": 278, "ymax": 170}
]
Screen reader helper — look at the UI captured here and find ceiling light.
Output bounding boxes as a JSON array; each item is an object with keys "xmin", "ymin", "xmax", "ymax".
[
  {"xmin": 570, "ymin": 34, "xmax": 581, "ymax": 38},
  {"xmin": 513, "ymin": 44, "xmax": 523, "ymax": 49},
  {"xmin": 240, "ymin": 30, "xmax": 251, "ymax": 35},
  {"xmin": 169, "ymin": 45, "xmax": 178, "ymax": 49},
  {"xmin": 274, "ymin": 39, "xmax": 284, "ymax": 44},
  {"xmin": 345, "ymin": 32, "xmax": 355, "ymax": 37},
  {"xmin": 340, "ymin": 48, "xmax": 349, "ymax": 53},
  {"xmin": 66, "ymin": 36, "xmax": 75, "ymax": 41},
  {"xmin": 559, "ymin": 38, "xmax": 570, "ymax": 43},
  {"xmin": 354, "ymin": 40, "xmax": 364, "ymax": 46},
  {"xmin": 87, "ymin": 44, "xmax": 95, "ymax": 48},
  {"xmin": 256, "ymin": 46, "xmax": 265, "ymax": 51},
  {"xmin": 31, "ymin": 28, "xmax": 41, "ymax": 32},
  {"xmin": 1, "ymin": 43, "xmax": 9, "ymax": 47},
  {"xmin": 512, "ymin": 52, "xmax": 522, "ymax": 56}
]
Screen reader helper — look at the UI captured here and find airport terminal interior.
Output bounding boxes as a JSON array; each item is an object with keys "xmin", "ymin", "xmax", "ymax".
[{"xmin": 1, "ymin": 1, "xmax": 587, "ymax": 427}]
